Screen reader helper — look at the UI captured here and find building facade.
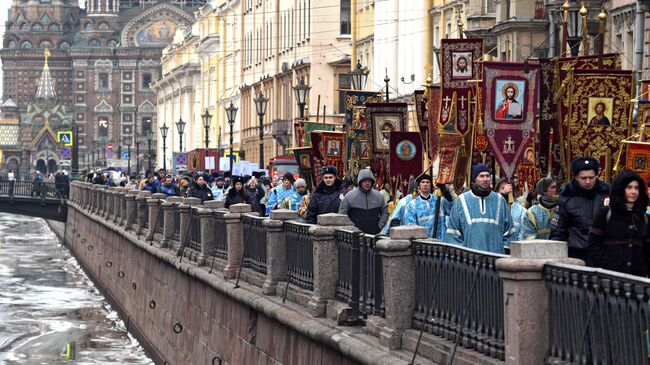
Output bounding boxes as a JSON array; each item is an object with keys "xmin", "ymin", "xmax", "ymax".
[{"xmin": 0, "ymin": 0, "xmax": 207, "ymax": 177}]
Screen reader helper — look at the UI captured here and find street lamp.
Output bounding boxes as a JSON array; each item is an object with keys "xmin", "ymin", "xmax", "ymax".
[
  {"xmin": 254, "ymin": 91, "xmax": 268, "ymax": 170},
  {"xmin": 349, "ymin": 60, "xmax": 369, "ymax": 91},
  {"xmin": 146, "ymin": 129, "xmax": 154, "ymax": 174},
  {"xmin": 175, "ymin": 117, "xmax": 186, "ymax": 152},
  {"xmin": 225, "ymin": 102, "xmax": 238, "ymax": 173},
  {"xmin": 201, "ymin": 108, "xmax": 212, "ymax": 151},
  {"xmin": 293, "ymin": 78, "xmax": 311, "ymax": 119},
  {"xmin": 160, "ymin": 123, "xmax": 169, "ymax": 172},
  {"xmin": 563, "ymin": 0, "xmax": 583, "ymax": 57},
  {"xmin": 135, "ymin": 132, "xmax": 141, "ymax": 176},
  {"xmin": 125, "ymin": 134, "xmax": 132, "ymax": 176}
]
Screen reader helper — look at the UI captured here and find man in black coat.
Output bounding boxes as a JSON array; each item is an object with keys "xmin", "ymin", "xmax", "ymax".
[
  {"xmin": 187, "ymin": 173, "xmax": 213, "ymax": 203},
  {"xmin": 306, "ymin": 166, "xmax": 346, "ymax": 224},
  {"xmin": 550, "ymin": 156, "xmax": 610, "ymax": 265}
]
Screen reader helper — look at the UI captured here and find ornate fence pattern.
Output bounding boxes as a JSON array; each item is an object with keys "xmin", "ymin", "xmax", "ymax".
[
  {"xmin": 545, "ymin": 263, "xmax": 650, "ymax": 364},
  {"xmin": 187, "ymin": 208, "xmax": 201, "ymax": 252},
  {"xmin": 211, "ymin": 210, "xmax": 228, "ymax": 259},
  {"xmin": 242, "ymin": 214, "xmax": 267, "ymax": 274},
  {"xmin": 412, "ymin": 240, "xmax": 506, "ymax": 360},
  {"xmin": 284, "ymin": 221, "xmax": 314, "ymax": 291},
  {"xmin": 360, "ymin": 234, "xmax": 384, "ymax": 317}
]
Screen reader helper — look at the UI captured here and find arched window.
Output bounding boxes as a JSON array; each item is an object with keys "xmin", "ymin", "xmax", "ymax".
[
  {"xmin": 59, "ymin": 41, "xmax": 70, "ymax": 49},
  {"xmin": 20, "ymin": 23, "xmax": 29, "ymax": 31},
  {"xmin": 48, "ymin": 23, "xmax": 60, "ymax": 31},
  {"xmin": 107, "ymin": 40, "xmax": 118, "ymax": 48},
  {"xmin": 7, "ymin": 40, "xmax": 17, "ymax": 48},
  {"xmin": 9, "ymin": 24, "xmax": 16, "ymax": 31},
  {"xmin": 39, "ymin": 40, "xmax": 52, "ymax": 48},
  {"xmin": 21, "ymin": 41, "xmax": 32, "ymax": 48},
  {"xmin": 98, "ymin": 22, "xmax": 109, "ymax": 31},
  {"xmin": 32, "ymin": 23, "xmax": 43, "ymax": 31},
  {"xmin": 88, "ymin": 39, "xmax": 101, "ymax": 47},
  {"xmin": 84, "ymin": 22, "xmax": 93, "ymax": 31}
]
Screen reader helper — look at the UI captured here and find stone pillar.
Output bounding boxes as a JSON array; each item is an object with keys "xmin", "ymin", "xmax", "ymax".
[
  {"xmin": 135, "ymin": 191, "xmax": 152, "ymax": 236},
  {"xmin": 124, "ymin": 190, "xmax": 139, "ymax": 231},
  {"xmin": 177, "ymin": 197, "xmax": 201, "ymax": 254},
  {"xmin": 223, "ymin": 203, "xmax": 252, "ymax": 279},
  {"xmin": 262, "ymin": 209, "xmax": 299, "ymax": 295},
  {"xmin": 497, "ymin": 240, "xmax": 584, "ymax": 365},
  {"xmin": 90, "ymin": 185, "xmax": 98, "ymax": 214},
  {"xmin": 377, "ymin": 225, "xmax": 428, "ymax": 350},
  {"xmin": 146, "ymin": 193, "xmax": 167, "ymax": 241},
  {"xmin": 162, "ymin": 196, "xmax": 183, "ymax": 248},
  {"xmin": 83, "ymin": 184, "xmax": 90, "ymax": 210},
  {"xmin": 307, "ymin": 213, "xmax": 354, "ymax": 317},
  {"xmin": 100, "ymin": 186, "xmax": 109, "ymax": 218},
  {"xmin": 105, "ymin": 187, "xmax": 115, "ymax": 221},
  {"xmin": 198, "ymin": 207, "xmax": 216, "ymax": 265},
  {"xmin": 204, "ymin": 200, "xmax": 225, "ymax": 210},
  {"xmin": 112, "ymin": 187, "xmax": 123, "ymax": 222},
  {"xmin": 119, "ymin": 188, "xmax": 128, "ymax": 225}
]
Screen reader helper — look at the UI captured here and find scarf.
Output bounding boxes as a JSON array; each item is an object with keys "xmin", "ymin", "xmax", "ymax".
[
  {"xmin": 470, "ymin": 184, "xmax": 492, "ymax": 198},
  {"xmin": 539, "ymin": 195, "xmax": 558, "ymax": 209}
]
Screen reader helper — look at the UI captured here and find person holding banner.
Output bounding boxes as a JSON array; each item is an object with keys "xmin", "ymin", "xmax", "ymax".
[
  {"xmin": 403, "ymin": 174, "xmax": 454, "ymax": 240},
  {"xmin": 446, "ymin": 164, "xmax": 512, "ymax": 253}
]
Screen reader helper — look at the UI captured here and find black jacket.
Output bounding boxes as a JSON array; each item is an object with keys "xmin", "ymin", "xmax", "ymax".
[
  {"xmin": 306, "ymin": 180, "xmax": 345, "ymax": 224},
  {"xmin": 587, "ymin": 170, "xmax": 650, "ymax": 276},
  {"xmin": 225, "ymin": 189, "xmax": 251, "ymax": 208},
  {"xmin": 247, "ymin": 185, "xmax": 265, "ymax": 215},
  {"xmin": 550, "ymin": 180, "xmax": 610, "ymax": 261},
  {"xmin": 187, "ymin": 183, "xmax": 213, "ymax": 203}
]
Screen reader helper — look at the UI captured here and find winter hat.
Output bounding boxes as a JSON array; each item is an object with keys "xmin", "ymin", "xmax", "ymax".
[
  {"xmin": 282, "ymin": 172, "xmax": 295, "ymax": 184},
  {"xmin": 294, "ymin": 178, "xmax": 307, "ymax": 188},
  {"xmin": 232, "ymin": 175, "xmax": 243, "ymax": 185},
  {"xmin": 536, "ymin": 177, "xmax": 555, "ymax": 195},
  {"xmin": 471, "ymin": 164, "xmax": 491, "ymax": 181},
  {"xmin": 321, "ymin": 165, "xmax": 337, "ymax": 177},
  {"xmin": 571, "ymin": 156, "xmax": 599, "ymax": 177},
  {"xmin": 416, "ymin": 173, "xmax": 432, "ymax": 184},
  {"xmin": 357, "ymin": 168, "xmax": 375, "ymax": 184},
  {"xmin": 194, "ymin": 172, "xmax": 208, "ymax": 181}
]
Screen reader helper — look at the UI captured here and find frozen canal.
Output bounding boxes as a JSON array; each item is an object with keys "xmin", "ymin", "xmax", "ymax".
[{"xmin": 0, "ymin": 214, "xmax": 154, "ymax": 365}]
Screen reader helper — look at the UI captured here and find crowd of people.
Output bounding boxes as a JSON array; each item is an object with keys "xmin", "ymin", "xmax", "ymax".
[{"xmin": 82, "ymin": 154, "xmax": 650, "ymax": 278}]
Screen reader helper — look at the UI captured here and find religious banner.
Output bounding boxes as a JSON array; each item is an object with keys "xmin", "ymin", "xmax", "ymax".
[
  {"xmin": 640, "ymin": 80, "xmax": 650, "ymax": 101},
  {"xmin": 343, "ymin": 90, "xmax": 383, "ymax": 176},
  {"xmin": 439, "ymin": 38, "xmax": 483, "ymax": 135},
  {"xmin": 310, "ymin": 131, "xmax": 346, "ymax": 185},
  {"xmin": 563, "ymin": 69, "xmax": 634, "ymax": 181},
  {"xmin": 638, "ymin": 101, "xmax": 650, "ymax": 128},
  {"xmin": 389, "ymin": 132, "xmax": 422, "ymax": 196},
  {"xmin": 517, "ymin": 145, "xmax": 540, "ymax": 196},
  {"xmin": 482, "ymin": 61, "xmax": 540, "ymax": 179},
  {"xmin": 291, "ymin": 147, "xmax": 315, "ymax": 190},
  {"xmin": 625, "ymin": 141, "xmax": 650, "ymax": 182},
  {"xmin": 365, "ymin": 102, "xmax": 408, "ymax": 188},
  {"xmin": 435, "ymin": 134, "xmax": 463, "ymax": 185},
  {"xmin": 293, "ymin": 121, "xmax": 335, "ymax": 148},
  {"xmin": 414, "ymin": 90, "xmax": 430, "ymax": 156},
  {"xmin": 427, "ymin": 85, "xmax": 441, "ymax": 162}
]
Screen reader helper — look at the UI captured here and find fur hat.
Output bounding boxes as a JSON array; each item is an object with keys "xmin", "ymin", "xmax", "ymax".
[
  {"xmin": 321, "ymin": 165, "xmax": 337, "ymax": 177},
  {"xmin": 571, "ymin": 156, "xmax": 599, "ymax": 177},
  {"xmin": 416, "ymin": 173, "xmax": 432, "ymax": 184},
  {"xmin": 232, "ymin": 175, "xmax": 243, "ymax": 185}
]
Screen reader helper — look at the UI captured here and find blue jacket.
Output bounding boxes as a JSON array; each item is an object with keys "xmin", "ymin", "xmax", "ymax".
[
  {"xmin": 403, "ymin": 194, "xmax": 453, "ymax": 240},
  {"xmin": 519, "ymin": 203, "xmax": 556, "ymax": 240},
  {"xmin": 265, "ymin": 186, "xmax": 300, "ymax": 216},
  {"xmin": 159, "ymin": 184, "xmax": 178, "ymax": 196},
  {"xmin": 445, "ymin": 190, "xmax": 512, "ymax": 254},
  {"xmin": 509, "ymin": 199, "xmax": 528, "ymax": 245},
  {"xmin": 382, "ymin": 194, "xmax": 414, "ymax": 235}
]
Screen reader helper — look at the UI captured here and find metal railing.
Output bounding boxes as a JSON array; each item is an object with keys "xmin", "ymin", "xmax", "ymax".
[
  {"xmin": 173, "ymin": 209, "xmax": 181, "ymax": 242},
  {"xmin": 211, "ymin": 210, "xmax": 228, "ymax": 259},
  {"xmin": 284, "ymin": 220, "xmax": 314, "ymax": 291},
  {"xmin": 188, "ymin": 208, "xmax": 201, "ymax": 252},
  {"xmin": 0, "ymin": 179, "xmax": 68, "ymax": 199},
  {"xmin": 154, "ymin": 203, "xmax": 164, "ymax": 236},
  {"xmin": 142, "ymin": 202, "xmax": 149, "ymax": 230},
  {"xmin": 412, "ymin": 240, "xmax": 506, "ymax": 361},
  {"xmin": 335, "ymin": 229, "xmax": 360, "ymax": 312},
  {"xmin": 242, "ymin": 214, "xmax": 267, "ymax": 274},
  {"xmin": 545, "ymin": 263, "xmax": 650, "ymax": 364},
  {"xmin": 360, "ymin": 234, "xmax": 385, "ymax": 317}
]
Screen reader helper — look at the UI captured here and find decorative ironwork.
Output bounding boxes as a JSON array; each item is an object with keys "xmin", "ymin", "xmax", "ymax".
[
  {"xmin": 242, "ymin": 214, "xmax": 267, "ymax": 274},
  {"xmin": 188, "ymin": 208, "xmax": 201, "ymax": 252},
  {"xmin": 283, "ymin": 221, "xmax": 314, "ymax": 291},
  {"xmin": 211, "ymin": 210, "xmax": 228, "ymax": 259},
  {"xmin": 412, "ymin": 240, "xmax": 506, "ymax": 360}
]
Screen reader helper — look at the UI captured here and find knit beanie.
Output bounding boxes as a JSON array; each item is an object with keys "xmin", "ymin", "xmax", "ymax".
[{"xmin": 471, "ymin": 164, "xmax": 491, "ymax": 181}]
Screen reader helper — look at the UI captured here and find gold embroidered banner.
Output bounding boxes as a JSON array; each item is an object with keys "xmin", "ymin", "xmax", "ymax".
[{"xmin": 563, "ymin": 69, "xmax": 634, "ymax": 181}]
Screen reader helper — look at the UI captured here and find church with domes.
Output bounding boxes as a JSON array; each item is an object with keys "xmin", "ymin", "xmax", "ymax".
[{"xmin": 0, "ymin": 0, "xmax": 207, "ymax": 177}]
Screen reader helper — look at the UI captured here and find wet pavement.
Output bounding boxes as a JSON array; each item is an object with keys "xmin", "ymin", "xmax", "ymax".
[{"xmin": 0, "ymin": 214, "xmax": 153, "ymax": 365}]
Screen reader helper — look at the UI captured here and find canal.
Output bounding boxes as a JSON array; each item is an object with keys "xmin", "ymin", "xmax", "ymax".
[{"xmin": 0, "ymin": 213, "xmax": 154, "ymax": 365}]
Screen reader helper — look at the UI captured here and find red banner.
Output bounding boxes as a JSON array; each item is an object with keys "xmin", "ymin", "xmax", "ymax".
[
  {"xmin": 626, "ymin": 141, "xmax": 650, "ymax": 183},
  {"xmin": 482, "ymin": 61, "xmax": 540, "ymax": 179},
  {"xmin": 389, "ymin": 132, "xmax": 422, "ymax": 195}
]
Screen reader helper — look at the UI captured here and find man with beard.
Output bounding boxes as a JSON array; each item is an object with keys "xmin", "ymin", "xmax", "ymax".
[
  {"xmin": 495, "ymin": 84, "xmax": 520, "ymax": 119},
  {"xmin": 446, "ymin": 164, "xmax": 512, "ymax": 253},
  {"xmin": 306, "ymin": 166, "xmax": 346, "ymax": 224},
  {"xmin": 520, "ymin": 177, "xmax": 558, "ymax": 240}
]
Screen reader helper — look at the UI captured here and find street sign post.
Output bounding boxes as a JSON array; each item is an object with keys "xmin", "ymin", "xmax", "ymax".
[
  {"xmin": 57, "ymin": 131, "xmax": 73, "ymax": 147},
  {"xmin": 107, "ymin": 143, "xmax": 114, "ymax": 151},
  {"xmin": 121, "ymin": 151, "xmax": 129, "ymax": 159}
]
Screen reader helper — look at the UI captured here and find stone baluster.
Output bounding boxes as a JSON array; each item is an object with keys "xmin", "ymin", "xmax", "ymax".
[
  {"xmin": 119, "ymin": 188, "xmax": 128, "ymax": 225},
  {"xmin": 223, "ymin": 203, "xmax": 252, "ymax": 279},
  {"xmin": 124, "ymin": 190, "xmax": 139, "ymax": 231},
  {"xmin": 161, "ymin": 196, "xmax": 183, "ymax": 249},
  {"xmin": 98, "ymin": 186, "xmax": 107, "ymax": 216},
  {"xmin": 83, "ymin": 184, "xmax": 90, "ymax": 210},
  {"xmin": 262, "ymin": 209, "xmax": 299, "ymax": 295},
  {"xmin": 105, "ymin": 187, "xmax": 115, "ymax": 220},
  {"xmin": 306, "ymin": 213, "xmax": 355, "ymax": 317},
  {"xmin": 112, "ymin": 187, "xmax": 124, "ymax": 222},
  {"xmin": 496, "ymin": 240, "xmax": 583, "ymax": 365},
  {"xmin": 197, "ymin": 200, "xmax": 226, "ymax": 264},
  {"xmin": 90, "ymin": 185, "xmax": 99, "ymax": 214},
  {"xmin": 176, "ymin": 197, "xmax": 201, "ymax": 255},
  {"xmin": 146, "ymin": 193, "xmax": 167, "ymax": 242},
  {"xmin": 377, "ymin": 225, "xmax": 428, "ymax": 350},
  {"xmin": 135, "ymin": 191, "xmax": 152, "ymax": 236}
]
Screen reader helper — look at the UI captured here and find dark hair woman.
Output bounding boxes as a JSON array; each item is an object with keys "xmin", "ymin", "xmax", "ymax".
[
  {"xmin": 587, "ymin": 170, "xmax": 650, "ymax": 277},
  {"xmin": 224, "ymin": 176, "xmax": 251, "ymax": 208}
]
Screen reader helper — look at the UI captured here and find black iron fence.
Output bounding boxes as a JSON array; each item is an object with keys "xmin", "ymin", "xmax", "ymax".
[
  {"xmin": 211, "ymin": 210, "xmax": 228, "ymax": 259},
  {"xmin": 173, "ymin": 209, "xmax": 181, "ymax": 242},
  {"xmin": 242, "ymin": 214, "xmax": 267, "ymax": 274},
  {"xmin": 545, "ymin": 263, "xmax": 650, "ymax": 364},
  {"xmin": 284, "ymin": 221, "xmax": 314, "ymax": 291},
  {"xmin": 141, "ymin": 202, "xmax": 149, "ymax": 230},
  {"xmin": 154, "ymin": 203, "xmax": 164, "ymax": 236},
  {"xmin": 335, "ymin": 229, "xmax": 360, "ymax": 312},
  {"xmin": 412, "ymin": 240, "xmax": 506, "ymax": 361},
  {"xmin": 0, "ymin": 179, "xmax": 66, "ymax": 199},
  {"xmin": 360, "ymin": 234, "xmax": 385, "ymax": 317},
  {"xmin": 188, "ymin": 208, "xmax": 201, "ymax": 252}
]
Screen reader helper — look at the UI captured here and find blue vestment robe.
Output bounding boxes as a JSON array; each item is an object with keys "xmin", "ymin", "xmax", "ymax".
[
  {"xmin": 519, "ymin": 203, "xmax": 555, "ymax": 240},
  {"xmin": 403, "ymin": 195, "xmax": 453, "ymax": 240}
]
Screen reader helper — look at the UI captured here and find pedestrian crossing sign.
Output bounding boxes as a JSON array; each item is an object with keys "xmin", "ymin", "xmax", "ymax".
[{"xmin": 57, "ymin": 131, "xmax": 73, "ymax": 147}]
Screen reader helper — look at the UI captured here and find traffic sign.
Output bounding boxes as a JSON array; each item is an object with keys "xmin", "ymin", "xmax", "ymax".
[
  {"xmin": 107, "ymin": 143, "xmax": 114, "ymax": 151},
  {"xmin": 60, "ymin": 147, "xmax": 72, "ymax": 159},
  {"xmin": 57, "ymin": 131, "xmax": 73, "ymax": 147},
  {"xmin": 60, "ymin": 160, "xmax": 71, "ymax": 166},
  {"xmin": 121, "ymin": 151, "xmax": 129, "ymax": 159},
  {"xmin": 106, "ymin": 151, "xmax": 113, "ymax": 159}
]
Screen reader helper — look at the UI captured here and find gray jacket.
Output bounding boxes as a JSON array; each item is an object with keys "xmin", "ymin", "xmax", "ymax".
[{"xmin": 339, "ymin": 169, "xmax": 388, "ymax": 234}]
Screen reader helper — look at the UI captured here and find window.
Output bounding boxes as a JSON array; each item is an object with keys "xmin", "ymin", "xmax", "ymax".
[
  {"xmin": 88, "ymin": 39, "xmax": 101, "ymax": 47},
  {"xmin": 338, "ymin": 74, "xmax": 351, "ymax": 113},
  {"xmin": 39, "ymin": 40, "xmax": 52, "ymax": 48},
  {"xmin": 21, "ymin": 41, "xmax": 32, "ymax": 48},
  {"xmin": 32, "ymin": 23, "xmax": 43, "ymax": 31},
  {"xmin": 99, "ymin": 73, "xmax": 109, "ymax": 89},
  {"xmin": 142, "ymin": 73, "xmax": 152, "ymax": 89},
  {"xmin": 142, "ymin": 117, "xmax": 152, "ymax": 134},
  {"xmin": 340, "ymin": 0, "xmax": 351, "ymax": 35},
  {"xmin": 59, "ymin": 41, "xmax": 70, "ymax": 49},
  {"xmin": 484, "ymin": 0, "xmax": 495, "ymax": 14},
  {"xmin": 98, "ymin": 118, "xmax": 109, "ymax": 137},
  {"xmin": 49, "ymin": 24, "xmax": 60, "ymax": 31}
]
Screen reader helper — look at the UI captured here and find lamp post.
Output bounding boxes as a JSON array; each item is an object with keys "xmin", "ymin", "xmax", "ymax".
[
  {"xmin": 146, "ymin": 129, "xmax": 154, "ymax": 174},
  {"xmin": 201, "ymin": 108, "xmax": 212, "ymax": 171},
  {"xmin": 225, "ymin": 102, "xmax": 238, "ymax": 173},
  {"xmin": 293, "ymin": 78, "xmax": 311, "ymax": 120},
  {"xmin": 160, "ymin": 123, "xmax": 169, "ymax": 172},
  {"xmin": 563, "ymin": 1, "xmax": 583, "ymax": 57},
  {"xmin": 349, "ymin": 60, "xmax": 369, "ymax": 91},
  {"xmin": 125, "ymin": 135, "xmax": 132, "ymax": 176},
  {"xmin": 175, "ymin": 117, "xmax": 186, "ymax": 152},
  {"xmin": 254, "ymin": 91, "xmax": 268, "ymax": 170},
  {"xmin": 135, "ymin": 132, "xmax": 141, "ymax": 176}
]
